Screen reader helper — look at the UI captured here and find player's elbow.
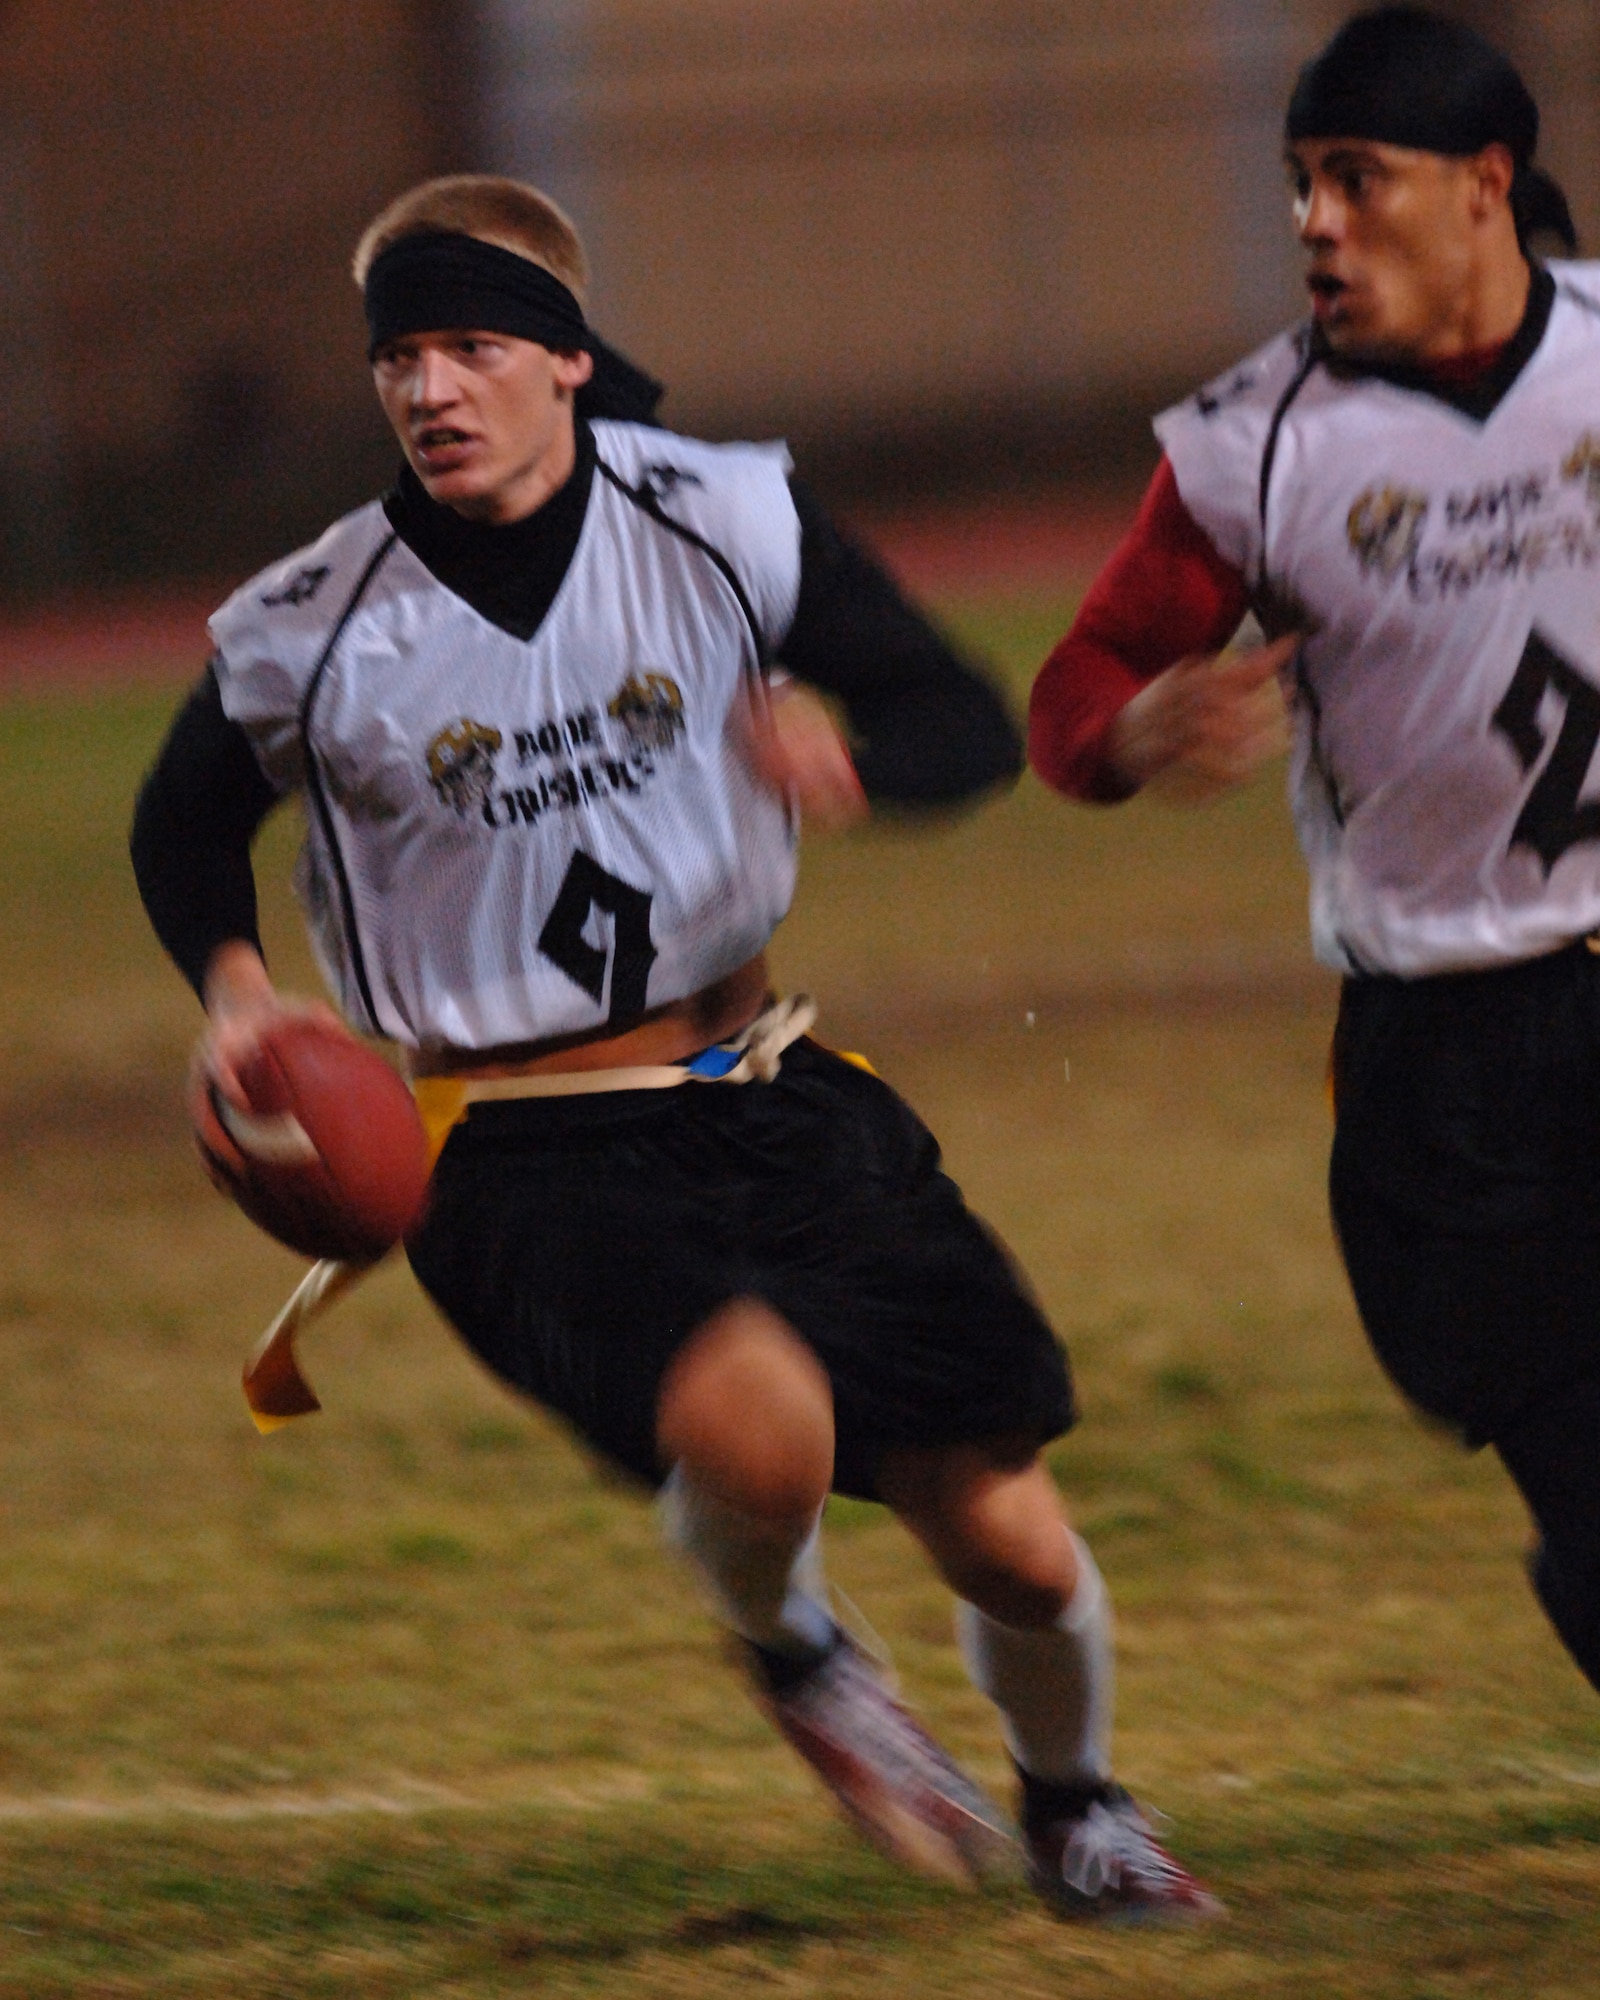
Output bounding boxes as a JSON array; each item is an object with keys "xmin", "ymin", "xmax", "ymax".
[
  {"xmin": 955, "ymin": 697, "xmax": 1025, "ymax": 797},
  {"xmin": 128, "ymin": 768, "xmax": 177, "ymax": 911},
  {"xmin": 855, "ymin": 687, "xmax": 1023, "ymax": 810},
  {"xmin": 1028, "ymin": 642, "xmax": 1141, "ymax": 804},
  {"xmin": 1026, "ymin": 682, "xmax": 1072, "ymax": 795},
  {"xmin": 1026, "ymin": 657, "xmax": 1089, "ymax": 797}
]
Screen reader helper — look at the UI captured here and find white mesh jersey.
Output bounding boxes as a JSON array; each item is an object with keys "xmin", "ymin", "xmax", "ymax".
[
  {"xmin": 1156, "ymin": 263, "xmax": 1600, "ymax": 976},
  {"xmin": 210, "ymin": 421, "xmax": 801, "ymax": 1051}
]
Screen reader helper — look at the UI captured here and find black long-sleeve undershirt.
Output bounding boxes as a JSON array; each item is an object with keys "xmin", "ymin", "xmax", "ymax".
[
  {"xmin": 131, "ymin": 456, "xmax": 1021, "ymax": 996},
  {"xmin": 782, "ymin": 480, "xmax": 1022, "ymax": 803},
  {"xmin": 129, "ymin": 666, "xmax": 278, "ymax": 995}
]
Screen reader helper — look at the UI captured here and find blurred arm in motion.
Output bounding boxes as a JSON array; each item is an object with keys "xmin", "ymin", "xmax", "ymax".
[
  {"xmin": 748, "ymin": 479, "xmax": 1025, "ymax": 829},
  {"xmin": 130, "ymin": 667, "xmax": 334, "ymax": 1102},
  {"xmin": 1028, "ymin": 456, "xmax": 1292, "ymax": 805}
]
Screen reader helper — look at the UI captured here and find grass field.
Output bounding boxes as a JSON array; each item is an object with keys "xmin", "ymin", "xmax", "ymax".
[{"xmin": 3, "ymin": 595, "xmax": 1599, "ymax": 1997}]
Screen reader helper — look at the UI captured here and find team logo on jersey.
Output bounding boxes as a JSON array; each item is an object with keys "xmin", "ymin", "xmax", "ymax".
[
  {"xmin": 426, "ymin": 717, "xmax": 503, "ymax": 815},
  {"xmin": 261, "ymin": 563, "xmax": 331, "ymax": 608},
  {"xmin": 608, "ymin": 672, "xmax": 686, "ymax": 753},
  {"xmin": 641, "ymin": 462, "xmax": 703, "ymax": 503},
  {"xmin": 1346, "ymin": 486, "xmax": 1429, "ymax": 578},
  {"xmin": 1562, "ymin": 433, "xmax": 1600, "ymax": 511},
  {"xmin": 1193, "ymin": 369, "xmax": 1257, "ymax": 419}
]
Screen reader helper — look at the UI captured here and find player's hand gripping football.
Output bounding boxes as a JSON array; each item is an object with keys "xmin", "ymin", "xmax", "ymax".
[
  {"xmin": 741, "ymin": 677, "xmax": 869, "ymax": 832},
  {"xmin": 189, "ymin": 940, "xmax": 429, "ymax": 1269},
  {"xmin": 1107, "ymin": 632, "xmax": 1299, "ymax": 802},
  {"xmin": 192, "ymin": 941, "xmax": 343, "ymax": 1140}
]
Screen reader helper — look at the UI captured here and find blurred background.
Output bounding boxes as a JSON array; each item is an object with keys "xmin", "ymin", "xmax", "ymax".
[{"xmin": 2, "ymin": 0, "xmax": 1596, "ymax": 604}]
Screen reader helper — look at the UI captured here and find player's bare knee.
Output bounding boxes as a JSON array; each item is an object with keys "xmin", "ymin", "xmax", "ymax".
[
  {"xmin": 666, "ymin": 1418, "xmax": 832, "ymax": 1523},
  {"xmin": 948, "ymin": 1547, "xmax": 1073, "ymax": 1627},
  {"xmin": 656, "ymin": 1297, "xmax": 834, "ymax": 1520},
  {"xmin": 931, "ymin": 1525, "xmax": 1074, "ymax": 1626},
  {"xmin": 883, "ymin": 1443, "xmax": 1077, "ymax": 1624}
]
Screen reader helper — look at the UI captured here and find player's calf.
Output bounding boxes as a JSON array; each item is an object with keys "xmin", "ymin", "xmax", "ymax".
[{"xmin": 962, "ymin": 1571, "xmax": 1222, "ymax": 1921}]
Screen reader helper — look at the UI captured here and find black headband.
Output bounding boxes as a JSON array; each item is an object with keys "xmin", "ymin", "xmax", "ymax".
[
  {"xmin": 363, "ymin": 229, "xmax": 667, "ymax": 423},
  {"xmin": 365, "ymin": 230, "xmax": 591, "ymax": 356},
  {"xmin": 1287, "ymin": 6, "xmax": 1535, "ymax": 160},
  {"xmin": 1286, "ymin": 6, "xmax": 1576, "ymax": 252}
]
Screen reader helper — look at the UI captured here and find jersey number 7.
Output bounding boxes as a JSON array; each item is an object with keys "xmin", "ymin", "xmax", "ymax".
[{"xmin": 1492, "ymin": 628, "xmax": 1600, "ymax": 873}]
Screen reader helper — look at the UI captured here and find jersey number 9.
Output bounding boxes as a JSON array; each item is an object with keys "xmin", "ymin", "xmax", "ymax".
[{"xmin": 538, "ymin": 850, "xmax": 659, "ymax": 1025}]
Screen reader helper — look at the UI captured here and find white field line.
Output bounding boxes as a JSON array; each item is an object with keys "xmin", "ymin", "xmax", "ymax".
[
  {"xmin": 2, "ymin": 1762, "xmax": 1593, "ymax": 1829},
  {"xmin": 0, "ymin": 1773, "xmax": 656, "ymax": 1825}
]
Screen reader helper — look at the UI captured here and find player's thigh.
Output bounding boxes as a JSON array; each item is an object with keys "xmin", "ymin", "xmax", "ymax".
[
  {"xmin": 1495, "ymin": 1373, "xmax": 1600, "ymax": 1574},
  {"xmin": 750, "ymin": 1043, "xmax": 1077, "ymax": 1500},
  {"xmin": 1330, "ymin": 1175, "xmax": 1600, "ymax": 1444},
  {"xmin": 408, "ymin": 1096, "xmax": 761, "ymax": 1485}
]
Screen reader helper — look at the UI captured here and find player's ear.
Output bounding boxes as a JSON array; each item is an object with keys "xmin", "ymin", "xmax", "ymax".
[
  {"xmin": 552, "ymin": 348, "xmax": 596, "ymax": 392},
  {"xmin": 1468, "ymin": 142, "xmax": 1516, "ymax": 220}
]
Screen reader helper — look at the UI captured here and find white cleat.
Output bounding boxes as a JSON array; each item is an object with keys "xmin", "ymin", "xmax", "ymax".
[
  {"xmin": 755, "ymin": 1634, "xmax": 1018, "ymax": 1885},
  {"xmin": 1024, "ymin": 1783, "xmax": 1224, "ymax": 1923}
]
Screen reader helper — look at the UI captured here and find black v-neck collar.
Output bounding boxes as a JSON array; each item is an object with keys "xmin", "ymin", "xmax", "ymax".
[
  {"xmin": 382, "ymin": 420, "xmax": 597, "ymax": 642},
  {"xmin": 1321, "ymin": 263, "xmax": 1555, "ymax": 424}
]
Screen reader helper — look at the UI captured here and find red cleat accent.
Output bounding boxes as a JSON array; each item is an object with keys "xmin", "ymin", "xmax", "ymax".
[
  {"xmin": 756, "ymin": 1636, "xmax": 1017, "ymax": 1885},
  {"xmin": 1025, "ymin": 1785, "xmax": 1223, "ymax": 1922}
]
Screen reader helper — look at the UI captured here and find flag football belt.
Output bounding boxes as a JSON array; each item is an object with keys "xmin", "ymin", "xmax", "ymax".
[
  {"xmin": 409, "ymin": 992, "xmax": 818, "ymax": 1168},
  {"xmin": 241, "ymin": 994, "xmax": 818, "ymax": 1435}
]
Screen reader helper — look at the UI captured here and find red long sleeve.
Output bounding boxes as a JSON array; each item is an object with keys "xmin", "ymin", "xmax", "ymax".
[{"xmin": 1028, "ymin": 456, "xmax": 1250, "ymax": 801}]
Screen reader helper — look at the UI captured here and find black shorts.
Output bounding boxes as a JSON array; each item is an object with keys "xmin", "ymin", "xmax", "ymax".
[
  {"xmin": 406, "ymin": 1038, "xmax": 1075, "ymax": 1498},
  {"xmin": 1329, "ymin": 943, "xmax": 1600, "ymax": 1444}
]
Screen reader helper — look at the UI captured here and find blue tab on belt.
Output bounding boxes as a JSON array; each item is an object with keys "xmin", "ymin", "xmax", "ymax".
[{"xmin": 681, "ymin": 1043, "xmax": 746, "ymax": 1080}]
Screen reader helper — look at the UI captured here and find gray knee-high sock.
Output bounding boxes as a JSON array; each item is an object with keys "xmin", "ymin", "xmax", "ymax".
[
  {"xmin": 955, "ymin": 1530, "xmax": 1114, "ymax": 1784},
  {"xmin": 657, "ymin": 1465, "xmax": 836, "ymax": 1659}
]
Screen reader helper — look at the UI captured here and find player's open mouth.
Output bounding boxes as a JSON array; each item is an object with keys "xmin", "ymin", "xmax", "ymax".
[
  {"xmin": 1306, "ymin": 273, "xmax": 1348, "ymax": 316},
  {"xmin": 415, "ymin": 428, "xmax": 477, "ymax": 466}
]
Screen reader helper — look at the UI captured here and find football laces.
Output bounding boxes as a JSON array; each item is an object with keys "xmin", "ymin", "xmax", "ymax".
[{"xmin": 214, "ymin": 1093, "xmax": 320, "ymax": 1166}]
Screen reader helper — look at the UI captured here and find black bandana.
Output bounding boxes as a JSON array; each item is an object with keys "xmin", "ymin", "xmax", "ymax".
[
  {"xmin": 362, "ymin": 229, "xmax": 666, "ymax": 423},
  {"xmin": 1286, "ymin": 6, "xmax": 1576, "ymax": 252},
  {"xmin": 365, "ymin": 230, "xmax": 591, "ymax": 356}
]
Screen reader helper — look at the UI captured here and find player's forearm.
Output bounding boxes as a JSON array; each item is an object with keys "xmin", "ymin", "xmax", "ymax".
[
  {"xmin": 846, "ymin": 651, "xmax": 1023, "ymax": 805},
  {"xmin": 130, "ymin": 664, "xmax": 280, "ymax": 998},
  {"xmin": 131, "ymin": 792, "xmax": 267, "ymax": 1002},
  {"xmin": 203, "ymin": 940, "xmax": 276, "ymax": 1020},
  {"xmin": 1028, "ymin": 457, "xmax": 1251, "ymax": 801},
  {"xmin": 1028, "ymin": 635, "xmax": 1149, "ymax": 801}
]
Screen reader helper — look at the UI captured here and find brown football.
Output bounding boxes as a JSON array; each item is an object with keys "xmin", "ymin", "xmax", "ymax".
[{"xmin": 190, "ymin": 1017, "xmax": 430, "ymax": 1262}]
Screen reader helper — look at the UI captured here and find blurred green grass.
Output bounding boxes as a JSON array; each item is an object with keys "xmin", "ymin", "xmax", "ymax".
[
  {"xmin": 771, "ymin": 592, "xmax": 1315, "ymax": 1025},
  {"xmin": 2, "ymin": 597, "xmax": 1598, "ymax": 1996}
]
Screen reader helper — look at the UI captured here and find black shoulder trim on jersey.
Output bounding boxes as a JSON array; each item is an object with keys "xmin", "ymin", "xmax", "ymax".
[
  {"xmin": 1336, "ymin": 935, "xmax": 1377, "ymax": 977},
  {"xmin": 1323, "ymin": 264, "xmax": 1556, "ymax": 423},
  {"xmin": 594, "ymin": 457, "xmax": 770, "ymax": 673},
  {"xmin": 1257, "ymin": 329, "xmax": 1320, "ymax": 556},
  {"xmin": 297, "ymin": 532, "xmax": 399, "ymax": 1034},
  {"xmin": 1557, "ymin": 277, "xmax": 1600, "ymax": 324},
  {"xmin": 1291, "ymin": 644, "xmax": 1346, "ymax": 832}
]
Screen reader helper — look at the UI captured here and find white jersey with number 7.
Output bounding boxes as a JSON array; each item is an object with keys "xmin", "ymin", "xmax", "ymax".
[{"xmin": 1157, "ymin": 261, "xmax": 1600, "ymax": 978}]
